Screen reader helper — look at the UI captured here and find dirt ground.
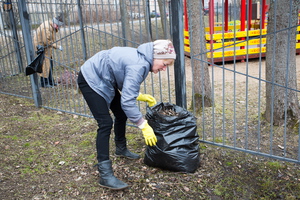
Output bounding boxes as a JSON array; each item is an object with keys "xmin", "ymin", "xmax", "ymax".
[
  {"xmin": 185, "ymin": 56, "xmax": 300, "ymax": 84},
  {"xmin": 1, "ymin": 57, "xmax": 300, "ymax": 199}
]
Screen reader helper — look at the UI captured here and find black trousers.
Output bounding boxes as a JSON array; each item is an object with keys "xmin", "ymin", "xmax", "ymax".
[
  {"xmin": 40, "ymin": 59, "xmax": 55, "ymax": 86},
  {"xmin": 77, "ymin": 71, "xmax": 128, "ymax": 162}
]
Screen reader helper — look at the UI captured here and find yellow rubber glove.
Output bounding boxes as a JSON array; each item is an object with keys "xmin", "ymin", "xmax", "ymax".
[
  {"xmin": 136, "ymin": 93, "xmax": 157, "ymax": 107},
  {"xmin": 138, "ymin": 120, "xmax": 157, "ymax": 146}
]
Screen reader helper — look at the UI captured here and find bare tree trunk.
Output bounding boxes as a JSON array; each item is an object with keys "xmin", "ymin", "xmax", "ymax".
[
  {"xmin": 265, "ymin": 0, "xmax": 300, "ymax": 126},
  {"xmin": 119, "ymin": 0, "xmax": 132, "ymax": 46},
  {"xmin": 188, "ymin": 0, "xmax": 212, "ymax": 112},
  {"xmin": 158, "ymin": 0, "xmax": 170, "ymax": 39}
]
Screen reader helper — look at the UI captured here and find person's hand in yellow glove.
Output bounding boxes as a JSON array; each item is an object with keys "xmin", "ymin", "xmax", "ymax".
[
  {"xmin": 138, "ymin": 120, "xmax": 157, "ymax": 146},
  {"xmin": 136, "ymin": 93, "xmax": 157, "ymax": 107}
]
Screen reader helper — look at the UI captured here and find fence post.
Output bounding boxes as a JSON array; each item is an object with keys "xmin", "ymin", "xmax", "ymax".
[
  {"xmin": 170, "ymin": 0, "xmax": 186, "ymax": 108},
  {"xmin": 145, "ymin": 0, "xmax": 152, "ymax": 41},
  {"xmin": 77, "ymin": 0, "xmax": 87, "ymax": 61},
  {"xmin": 4, "ymin": 0, "xmax": 23, "ymax": 74},
  {"xmin": 17, "ymin": 0, "xmax": 42, "ymax": 107}
]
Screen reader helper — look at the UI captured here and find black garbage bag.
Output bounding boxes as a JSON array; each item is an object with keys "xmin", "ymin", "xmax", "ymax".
[
  {"xmin": 144, "ymin": 102, "xmax": 200, "ymax": 173},
  {"xmin": 25, "ymin": 45, "xmax": 45, "ymax": 76}
]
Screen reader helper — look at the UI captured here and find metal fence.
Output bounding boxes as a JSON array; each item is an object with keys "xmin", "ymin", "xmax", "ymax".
[{"xmin": 1, "ymin": 0, "xmax": 300, "ymax": 164}]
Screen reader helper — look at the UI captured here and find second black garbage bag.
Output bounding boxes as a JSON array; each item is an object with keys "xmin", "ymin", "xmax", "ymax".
[{"xmin": 144, "ymin": 102, "xmax": 200, "ymax": 173}]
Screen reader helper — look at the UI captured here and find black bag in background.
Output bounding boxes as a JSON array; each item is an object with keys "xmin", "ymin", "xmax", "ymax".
[{"xmin": 144, "ymin": 102, "xmax": 200, "ymax": 173}]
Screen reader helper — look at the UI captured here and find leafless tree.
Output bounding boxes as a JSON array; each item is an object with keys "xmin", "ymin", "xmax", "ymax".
[
  {"xmin": 157, "ymin": 0, "xmax": 170, "ymax": 39},
  {"xmin": 119, "ymin": 0, "xmax": 132, "ymax": 46},
  {"xmin": 187, "ymin": 0, "xmax": 212, "ymax": 112}
]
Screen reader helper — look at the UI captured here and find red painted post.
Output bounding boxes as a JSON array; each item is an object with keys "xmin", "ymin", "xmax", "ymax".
[
  {"xmin": 240, "ymin": 0, "xmax": 246, "ymax": 53},
  {"xmin": 240, "ymin": 0, "xmax": 246, "ymax": 32},
  {"xmin": 261, "ymin": 0, "xmax": 266, "ymax": 29},
  {"xmin": 208, "ymin": 0, "xmax": 215, "ymax": 63},
  {"xmin": 225, "ymin": 0, "xmax": 228, "ymax": 32},
  {"xmin": 184, "ymin": 0, "xmax": 188, "ymax": 31},
  {"xmin": 209, "ymin": 0, "xmax": 215, "ymax": 51}
]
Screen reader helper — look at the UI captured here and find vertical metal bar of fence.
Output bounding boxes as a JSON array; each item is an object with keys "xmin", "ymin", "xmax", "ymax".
[
  {"xmin": 86, "ymin": 0, "xmax": 94, "ymax": 56},
  {"xmin": 208, "ymin": 0, "xmax": 216, "ymax": 141},
  {"xmin": 93, "ymin": 1, "xmax": 101, "ymax": 50},
  {"xmin": 152, "ymin": 0, "xmax": 159, "ymax": 39},
  {"xmin": 229, "ymin": 3, "xmax": 232, "ymax": 21},
  {"xmin": 244, "ymin": 0, "xmax": 250, "ymax": 149},
  {"xmin": 145, "ymin": 0, "xmax": 152, "ymax": 41},
  {"xmin": 128, "ymin": 0, "xmax": 134, "ymax": 45},
  {"xmin": 298, "ymin": 127, "xmax": 300, "ymax": 161},
  {"xmin": 232, "ymin": 0, "xmax": 238, "ymax": 148},
  {"xmin": 0, "ymin": 8, "xmax": 4, "ymax": 31},
  {"xmin": 136, "ymin": 0, "xmax": 143, "ymax": 43},
  {"xmin": 221, "ymin": 0, "xmax": 226, "ymax": 145},
  {"xmin": 256, "ymin": 0, "xmax": 264, "ymax": 153},
  {"xmin": 101, "ymin": 0, "xmax": 109, "ymax": 49},
  {"xmin": 17, "ymin": 0, "xmax": 42, "ymax": 107},
  {"xmin": 77, "ymin": 0, "xmax": 87, "ymax": 61},
  {"xmin": 216, "ymin": 2, "xmax": 219, "ymax": 22},
  {"xmin": 6, "ymin": 0, "xmax": 23, "ymax": 74},
  {"xmin": 108, "ymin": 2, "xmax": 116, "ymax": 48},
  {"xmin": 100, "ymin": 0, "xmax": 108, "ymax": 48},
  {"xmin": 88, "ymin": 0, "xmax": 94, "ymax": 55},
  {"xmin": 170, "ymin": 0, "xmax": 186, "ymax": 108},
  {"xmin": 282, "ymin": 0, "xmax": 293, "ymax": 157},
  {"xmin": 165, "ymin": 0, "xmax": 172, "ymax": 103},
  {"xmin": 114, "ymin": 0, "xmax": 122, "ymax": 46}
]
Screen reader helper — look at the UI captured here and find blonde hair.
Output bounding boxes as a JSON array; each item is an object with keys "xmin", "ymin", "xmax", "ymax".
[{"xmin": 163, "ymin": 59, "xmax": 175, "ymax": 66}]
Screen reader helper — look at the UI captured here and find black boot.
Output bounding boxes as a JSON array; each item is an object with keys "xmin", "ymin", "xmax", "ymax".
[
  {"xmin": 115, "ymin": 139, "xmax": 140, "ymax": 159},
  {"xmin": 97, "ymin": 160, "xmax": 128, "ymax": 190}
]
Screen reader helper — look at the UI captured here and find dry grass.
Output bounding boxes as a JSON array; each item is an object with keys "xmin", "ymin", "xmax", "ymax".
[{"xmin": 1, "ymin": 93, "xmax": 300, "ymax": 199}]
